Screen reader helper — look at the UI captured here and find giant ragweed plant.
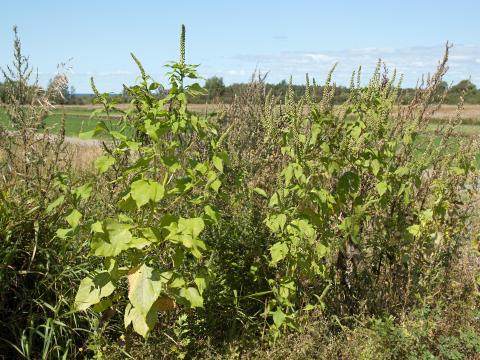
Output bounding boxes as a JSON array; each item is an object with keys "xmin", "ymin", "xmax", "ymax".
[{"xmin": 72, "ymin": 26, "xmax": 227, "ymax": 337}]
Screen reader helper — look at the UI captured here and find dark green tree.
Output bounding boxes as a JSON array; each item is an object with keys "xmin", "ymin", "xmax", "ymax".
[{"xmin": 204, "ymin": 76, "xmax": 225, "ymax": 100}]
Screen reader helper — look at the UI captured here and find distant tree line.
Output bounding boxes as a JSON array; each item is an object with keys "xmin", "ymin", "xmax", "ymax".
[
  {"xmin": 190, "ymin": 77, "xmax": 480, "ymax": 105},
  {"xmin": 1, "ymin": 77, "xmax": 479, "ymax": 106}
]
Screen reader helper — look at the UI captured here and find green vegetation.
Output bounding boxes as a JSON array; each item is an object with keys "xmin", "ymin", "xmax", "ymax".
[{"xmin": 0, "ymin": 26, "xmax": 479, "ymax": 359}]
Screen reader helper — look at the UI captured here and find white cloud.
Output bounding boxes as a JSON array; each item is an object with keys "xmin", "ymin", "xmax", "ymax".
[{"xmin": 226, "ymin": 44, "xmax": 480, "ymax": 86}]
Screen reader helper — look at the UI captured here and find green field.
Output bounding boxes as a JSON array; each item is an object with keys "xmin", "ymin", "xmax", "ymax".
[{"xmin": 0, "ymin": 107, "xmax": 121, "ymax": 137}]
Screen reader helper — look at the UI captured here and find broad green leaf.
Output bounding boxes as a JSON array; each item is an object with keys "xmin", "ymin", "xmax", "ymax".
[
  {"xmin": 91, "ymin": 221, "xmax": 104, "ymax": 233},
  {"xmin": 204, "ymin": 205, "xmax": 219, "ymax": 224},
  {"xmin": 253, "ymin": 187, "xmax": 268, "ymax": 198},
  {"xmin": 74, "ymin": 272, "xmax": 115, "ymax": 311},
  {"xmin": 268, "ymin": 192, "xmax": 280, "ymax": 208},
  {"xmin": 150, "ymin": 181, "xmax": 165, "ymax": 202},
  {"xmin": 212, "ymin": 155, "xmax": 223, "ymax": 173},
  {"xmin": 79, "ymin": 129, "xmax": 96, "ymax": 139},
  {"xmin": 272, "ymin": 308, "xmax": 286, "ymax": 328},
  {"xmin": 194, "ymin": 269, "xmax": 208, "ymax": 295},
  {"xmin": 95, "ymin": 155, "xmax": 115, "ymax": 174},
  {"xmin": 284, "ymin": 164, "xmax": 294, "ymax": 186},
  {"xmin": 394, "ymin": 166, "xmax": 409, "ymax": 177},
  {"xmin": 130, "ymin": 179, "xmax": 151, "ymax": 208},
  {"xmin": 371, "ymin": 159, "xmax": 380, "ymax": 176},
  {"xmin": 166, "ymin": 218, "xmax": 206, "ymax": 258},
  {"xmin": 266, "ymin": 214, "xmax": 287, "ymax": 233},
  {"xmin": 179, "ymin": 217, "xmax": 205, "ymax": 238},
  {"xmin": 210, "ymin": 179, "xmax": 221, "ymax": 192},
  {"xmin": 128, "ymin": 237, "xmax": 152, "ymax": 250},
  {"xmin": 350, "ymin": 126, "xmax": 362, "ymax": 140},
  {"xmin": 46, "ymin": 195, "xmax": 64, "ymax": 214},
  {"xmin": 408, "ymin": 224, "xmax": 421, "ymax": 236},
  {"xmin": 56, "ymin": 228, "xmax": 72, "ymax": 239},
  {"xmin": 376, "ymin": 181, "xmax": 388, "ymax": 196},
  {"xmin": 73, "ymin": 183, "xmax": 92, "ymax": 200},
  {"xmin": 90, "ymin": 219, "xmax": 133, "ymax": 257},
  {"xmin": 179, "ymin": 287, "xmax": 204, "ymax": 308},
  {"xmin": 127, "ymin": 263, "xmax": 163, "ymax": 317},
  {"xmin": 66, "ymin": 209, "xmax": 82, "ymax": 229},
  {"xmin": 270, "ymin": 242, "xmax": 289, "ymax": 264},
  {"xmin": 288, "ymin": 219, "xmax": 315, "ymax": 241}
]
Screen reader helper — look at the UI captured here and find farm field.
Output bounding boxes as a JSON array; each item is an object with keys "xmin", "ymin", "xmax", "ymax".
[{"xmin": 2, "ymin": 104, "xmax": 480, "ymax": 138}]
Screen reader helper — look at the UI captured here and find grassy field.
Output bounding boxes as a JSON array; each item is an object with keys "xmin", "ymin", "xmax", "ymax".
[
  {"xmin": 0, "ymin": 107, "xmax": 122, "ymax": 137},
  {"xmin": 2, "ymin": 104, "xmax": 480, "ymax": 138}
]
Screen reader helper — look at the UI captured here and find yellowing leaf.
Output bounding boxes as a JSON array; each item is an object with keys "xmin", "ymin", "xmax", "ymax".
[{"xmin": 127, "ymin": 263, "xmax": 163, "ymax": 318}]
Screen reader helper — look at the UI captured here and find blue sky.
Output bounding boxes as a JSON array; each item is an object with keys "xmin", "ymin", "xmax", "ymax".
[{"xmin": 1, "ymin": 0, "xmax": 479, "ymax": 93}]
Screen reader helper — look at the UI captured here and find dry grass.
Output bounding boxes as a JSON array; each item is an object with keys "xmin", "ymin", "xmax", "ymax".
[{"xmin": 65, "ymin": 139, "xmax": 102, "ymax": 171}]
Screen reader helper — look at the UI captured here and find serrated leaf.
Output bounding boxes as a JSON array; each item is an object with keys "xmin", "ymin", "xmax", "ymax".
[{"xmin": 74, "ymin": 271, "xmax": 115, "ymax": 311}]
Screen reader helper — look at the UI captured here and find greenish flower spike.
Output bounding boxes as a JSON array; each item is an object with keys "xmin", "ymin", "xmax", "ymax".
[{"xmin": 180, "ymin": 24, "xmax": 186, "ymax": 66}]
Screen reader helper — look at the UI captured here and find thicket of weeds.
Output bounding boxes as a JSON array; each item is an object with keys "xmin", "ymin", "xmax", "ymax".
[{"xmin": 0, "ymin": 26, "xmax": 479, "ymax": 359}]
